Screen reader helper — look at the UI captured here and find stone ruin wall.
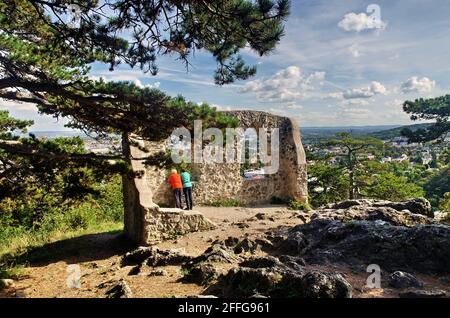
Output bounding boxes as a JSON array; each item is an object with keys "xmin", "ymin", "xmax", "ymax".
[
  {"xmin": 145, "ymin": 110, "xmax": 308, "ymax": 206},
  {"xmin": 122, "ymin": 110, "xmax": 308, "ymax": 245}
]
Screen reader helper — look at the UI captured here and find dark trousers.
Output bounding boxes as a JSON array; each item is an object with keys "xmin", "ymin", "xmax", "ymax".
[
  {"xmin": 183, "ymin": 187, "xmax": 193, "ymax": 210},
  {"xmin": 173, "ymin": 188, "xmax": 183, "ymax": 209}
]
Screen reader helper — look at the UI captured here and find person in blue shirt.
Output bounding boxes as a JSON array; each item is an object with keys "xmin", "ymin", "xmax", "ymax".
[{"xmin": 181, "ymin": 168, "xmax": 193, "ymax": 210}]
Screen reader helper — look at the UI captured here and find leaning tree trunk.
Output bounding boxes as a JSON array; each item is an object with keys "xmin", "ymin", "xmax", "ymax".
[
  {"xmin": 348, "ymin": 151, "xmax": 355, "ymax": 200},
  {"xmin": 349, "ymin": 169, "xmax": 355, "ymax": 200}
]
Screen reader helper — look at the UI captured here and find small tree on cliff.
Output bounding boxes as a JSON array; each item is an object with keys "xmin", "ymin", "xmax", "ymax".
[
  {"xmin": 0, "ymin": 0, "xmax": 291, "ymax": 190},
  {"xmin": 324, "ymin": 133, "xmax": 383, "ymax": 200},
  {"xmin": 401, "ymin": 95, "xmax": 450, "ymax": 142}
]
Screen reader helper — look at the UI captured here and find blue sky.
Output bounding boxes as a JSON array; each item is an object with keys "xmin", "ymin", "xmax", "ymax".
[{"xmin": 3, "ymin": 0, "xmax": 450, "ymax": 130}]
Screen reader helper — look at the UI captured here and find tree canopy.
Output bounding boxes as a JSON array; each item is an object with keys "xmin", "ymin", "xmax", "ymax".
[
  {"xmin": 401, "ymin": 95, "xmax": 450, "ymax": 142},
  {"xmin": 0, "ymin": 0, "xmax": 290, "ymax": 166},
  {"xmin": 323, "ymin": 133, "xmax": 383, "ymax": 199}
]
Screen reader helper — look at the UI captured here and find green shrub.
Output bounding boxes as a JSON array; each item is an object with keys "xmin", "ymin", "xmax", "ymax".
[
  {"xmin": 440, "ymin": 192, "xmax": 450, "ymax": 212},
  {"xmin": 288, "ymin": 200, "xmax": 312, "ymax": 211},
  {"xmin": 64, "ymin": 207, "xmax": 91, "ymax": 230}
]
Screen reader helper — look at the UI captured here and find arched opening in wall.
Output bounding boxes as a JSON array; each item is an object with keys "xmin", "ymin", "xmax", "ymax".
[{"xmin": 241, "ymin": 128, "xmax": 267, "ymax": 181}]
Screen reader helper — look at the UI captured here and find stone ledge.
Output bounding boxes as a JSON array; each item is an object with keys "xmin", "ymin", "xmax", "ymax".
[{"xmin": 143, "ymin": 206, "xmax": 217, "ymax": 244}]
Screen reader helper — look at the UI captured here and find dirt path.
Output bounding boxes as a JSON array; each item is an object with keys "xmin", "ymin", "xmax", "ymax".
[{"xmin": 1, "ymin": 206, "xmax": 448, "ymax": 298}]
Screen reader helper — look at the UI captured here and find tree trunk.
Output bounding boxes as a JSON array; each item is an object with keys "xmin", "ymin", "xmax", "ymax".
[
  {"xmin": 349, "ymin": 169, "xmax": 355, "ymax": 200},
  {"xmin": 348, "ymin": 151, "xmax": 355, "ymax": 200}
]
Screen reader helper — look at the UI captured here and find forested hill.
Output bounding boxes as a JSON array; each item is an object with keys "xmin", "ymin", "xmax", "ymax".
[
  {"xmin": 300, "ymin": 123, "xmax": 433, "ymax": 143},
  {"xmin": 368, "ymin": 123, "xmax": 434, "ymax": 140}
]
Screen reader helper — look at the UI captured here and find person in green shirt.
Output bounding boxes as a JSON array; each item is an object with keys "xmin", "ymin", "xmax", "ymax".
[{"xmin": 181, "ymin": 168, "xmax": 193, "ymax": 210}]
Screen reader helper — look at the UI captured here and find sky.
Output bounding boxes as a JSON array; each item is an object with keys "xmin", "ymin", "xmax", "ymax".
[{"xmin": 3, "ymin": 0, "xmax": 450, "ymax": 130}]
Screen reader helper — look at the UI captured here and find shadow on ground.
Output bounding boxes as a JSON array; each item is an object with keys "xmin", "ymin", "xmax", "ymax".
[{"xmin": 9, "ymin": 231, "xmax": 137, "ymax": 267}]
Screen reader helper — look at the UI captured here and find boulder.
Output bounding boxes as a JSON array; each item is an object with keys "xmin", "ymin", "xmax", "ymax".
[
  {"xmin": 255, "ymin": 213, "xmax": 268, "ymax": 220},
  {"xmin": 128, "ymin": 265, "xmax": 142, "ymax": 276},
  {"xmin": 224, "ymin": 236, "xmax": 240, "ymax": 247},
  {"xmin": 389, "ymin": 271, "xmax": 424, "ymax": 289},
  {"xmin": 278, "ymin": 255, "xmax": 306, "ymax": 272},
  {"xmin": 121, "ymin": 246, "xmax": 192, "ymax": 267},
  {"xmin": 191, "ymin": 243, "xmax": 239, "ymax": 264},
  {"xmin": 278, "ymin": 231, "xmax": 309, "ymax": 255},
  {"xmin": 105, "ymin": 279, "xmax": 133, "ymax": 298},
  {"xmin": 223, "ymin": 267, "xmax": 280, "ymax": 297},
  {"xmin": 296, "ymin": 271, "xmax": 352, "ymax": 298},
  {"xmin": 233, "ymin": 238, "xmax": 260, "ymax": 254},
  {"xmin": 232, "ymin": 222, "xmax": 250, "ymax": 229},
  {"xmin": 239, "ymin": 256, "xmax": 284, "ymax": 269},
  {"xmin": 382, "ymin": 198, "xmax": 433, "ymax": 218},
  {"xmin": 146, "ymin": 248, "xmax": 192, "ymax": 266},
  {"xmin": 121, "ymin": 247, "xmax": 155, "ymax": 266},
  {"xmin": 0, "ymin": 279, "xmax": 14, "ymax": 290},
  {"xmin": 183, "ymin": 263, "xmax": 218, "ymax": 286}
]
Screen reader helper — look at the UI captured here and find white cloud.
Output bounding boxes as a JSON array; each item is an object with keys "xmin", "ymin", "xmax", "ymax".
[
  {"xmin": 91, "ymin": 75, "xmax": 161, "ymax": 89},
  {"xmin": 341, "ymin": 99, "xmax": 370, "ymax": 106},
  {"xmin": 240, "ymin": 66, "xmax": 325, "ymax": 102},
  {"xmin": 324, "ymin": 92, "xmax": 344, "ymax": 100},
  {"xmin": 338, "ymin": 107, "xmax": 372, "ymax": 119},
  {"xmin": 134, "ymin": 79, "xmax": 160, "ymax": 89},
  {"xmin": 268, "ymin": 107, "xmax": 287, "ymax": 116},
  {"xmin": 338, "ymin": 12, "xmax": 387, "ymax": 32},
  {"xmin": 0, "ymin": 99, "xmax": 37, "ymax": 112},
  {"xmin": 400, "ymin": 77, "xmax": 436, "ymax": 94},
  {"xmin": 286, "ymin": 102, "xmax": 304, "ymax": 110},
  {"xmin": 211, "ymin": 103, "xmax": 232, "ymax": 111},
  {"xmin": 343, "ymin": 81, "xmax": 387, "ymax": 99},
  {"xmin": 385, "ymin": 99, "xmax": 404, "ymax": 108}
]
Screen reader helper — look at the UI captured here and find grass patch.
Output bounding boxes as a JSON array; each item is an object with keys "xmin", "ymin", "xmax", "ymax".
[
  {"xmin": 206, "ymin": 199, "xmax": 242, "ymax": 207},
  {"xmin": 0, "ymin": 177, "xmax": 124, "ymax": 279},
  {"xmin": 0, "ymin": 221, "xmax": 123, "ymax": 279},
  {"xmin": 287, "ymin": 200, "xmax": 312, "ymax": 211}
]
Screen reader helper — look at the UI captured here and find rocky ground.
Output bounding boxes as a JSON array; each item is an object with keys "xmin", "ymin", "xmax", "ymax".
[{"xmin": 1, "ymin": 199, "xmax": 449, "ymax": 298}]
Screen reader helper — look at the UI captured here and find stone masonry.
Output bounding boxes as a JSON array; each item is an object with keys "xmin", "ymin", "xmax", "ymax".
[{"xmin": 122, "ymin": 110, "xmax": 308, "ymax": 244}]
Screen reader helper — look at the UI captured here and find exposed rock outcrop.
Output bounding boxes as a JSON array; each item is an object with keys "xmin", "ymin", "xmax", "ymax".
[
  {"xmin": 316, "ymin": 199, "xmax": 435, "ymax": 227},
  {"xmin": 105, "ymin": 279, "xmax": 133, "ymax": 298},
  {"xmin": 121, "ymin": 246, "xmax": 192, "ymax": 267},
  {"xmin": 270, "ymin": 219, "xmax": 450, "ymax": 274},
  {"xmin": 219, "ymin": 265, "xmax": 351, "ymax": 298},
  {"xmin": 182, "ymin": 263, "xmax": 219, "ymax": 286},
  {"xmin": 325, "ymin": 198, "xmax": 433, "ymax": 218},
  {"xmin": 389, "ymin": 271, "xmax": 424, "ymax": 289},
  {"xmin": 291, "ymin": 271, "xmax": 352, "ymax": 298}
]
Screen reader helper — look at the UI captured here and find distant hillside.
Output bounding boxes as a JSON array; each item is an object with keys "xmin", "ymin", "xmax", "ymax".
[
  {"xmin": 300, "ymin": 125, "xmax": 400, "ymax": 144},
  {"xmin": 369, "ymin": 123, "xmax": 433, "ymax": 140}
]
